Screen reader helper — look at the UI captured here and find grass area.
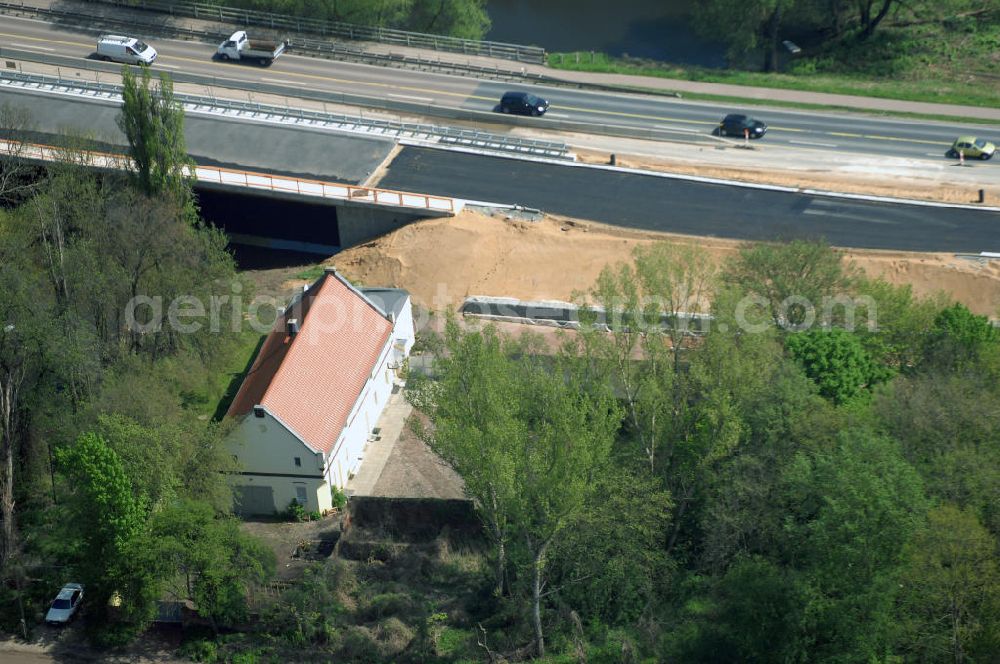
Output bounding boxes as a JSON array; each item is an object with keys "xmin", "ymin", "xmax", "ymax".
[
  {"xmin": 208, "ymin": 328, "xmax": 267, "ymax": 420},
  {"xmin": 296, "ymin": 264, "xmax": 327, "ymax": 282},
  {"xmin": 547, "ymin": 19, "xmax": 1000, "ymax": 111}
]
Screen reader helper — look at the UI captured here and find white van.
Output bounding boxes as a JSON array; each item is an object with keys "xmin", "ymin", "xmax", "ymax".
[{"xmin": 96, "ymin": 35, "xmax": 157, "ymax": 65}]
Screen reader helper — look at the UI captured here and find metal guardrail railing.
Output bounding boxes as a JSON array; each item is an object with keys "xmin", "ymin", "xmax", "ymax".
[
  {"xmin": 83, "ymin": 0, "xmax": 546, "ymax": 64},
  {"xmin": 0, "ymin": 70, "xmax": 571, "ymax": 159},
  {"xmin": 0, "ymin": 0, "xmax": 550, "ymax": 84},
  {"xmin": 0, "ymin": 138, "xmax": 458, "ymax": 213}
]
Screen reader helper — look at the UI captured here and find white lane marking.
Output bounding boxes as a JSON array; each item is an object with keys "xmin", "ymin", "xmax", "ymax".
[
  {"xmin": 387, "ymin": 93, "xmax": 433, "ymax": 103},
  {"xmin": 545, "ymin": 112, "xmax": 570, "ymax": 118},
  {"xmin": 156, "ymin": 63, "xmax": 179, "ymax": 69},
  {"xmin": 654, "ymin": 124, "xmax": 700, "ymax": 133},
  {"xmin": 261, "ymin": 77, "xmax": 294, "ymax": 85},
  {"xmin": 789, "ymin": 139, "xmax": 838, "ymax": 148},
  {"xmin": 11, "ymin": 43, "xmax": 54, "ymax": 51},
  {"xmin": 803, "ymin": 209, "xmax": 897, "ymax": 224}
]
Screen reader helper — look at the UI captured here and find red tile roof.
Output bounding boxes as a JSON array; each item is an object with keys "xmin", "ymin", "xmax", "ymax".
[{"xmin": 227, "ymin": 271, "xmax": 393, "ymax": 455}]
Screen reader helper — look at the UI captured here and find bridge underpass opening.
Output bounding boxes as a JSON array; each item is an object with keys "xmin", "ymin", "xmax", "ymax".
[{"xmin": 195, "ymin": 186, "xmax": 341, "ymax": 267}]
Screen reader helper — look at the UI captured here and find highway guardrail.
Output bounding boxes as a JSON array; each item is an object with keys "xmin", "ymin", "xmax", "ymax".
[
  {"xmin": 0, "ymin": 47, "xmax": 702, "ymax": 152},
  {"xmin": 80, "ymin": 0, "xmax": 546, "ymax": 63},
  {"xmin": 0, "ymin": 67, "xmax": 572, "ymax": 159}
]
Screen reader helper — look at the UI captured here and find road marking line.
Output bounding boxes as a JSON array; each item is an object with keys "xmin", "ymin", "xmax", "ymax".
[
  {"xmin": 261, "ymin": 77, "xmax": 294, "ymax": 85},
  {"xmin": 0, "ymin": 25, "xmax": 965, "ymax": 153},
  {"xmin": 387, "ymin": 93, "xmax": 433, "ymax": 103},
  {"xmin": 803, "ymin": 208, "xmax": 897, "ymax": 224},
  {"xmin": 545, "ymin": 112, "xmax": 570, "ymax": 118},
  {"xmin": 654, "ymin": 124, "xmax": 699, "ymax": 133},
  {"xmin": 156, "ymin": 63, "xmax": 179, "ymax": 69},
  {"xmin": 789, "ymin": 139, "xmax": 838, "ymax": 148},
  {"xmin": 11, "ymin": 42, "xmax": 54, "ymax": 51}
]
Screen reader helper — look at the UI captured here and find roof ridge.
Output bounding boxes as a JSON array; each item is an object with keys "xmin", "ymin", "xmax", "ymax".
[{"xmin": 325, "ymin": 268, "xmax": 392, "ymax": 323}]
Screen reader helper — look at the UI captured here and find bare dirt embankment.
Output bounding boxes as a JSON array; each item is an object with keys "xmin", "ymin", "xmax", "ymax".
[
  {"xmin": 308, "ymin": 209, "xmax": 1000, "ymax": 318},
  {"xmin": 573, "ymin": 148, "xmax": 1000, "ymax": 206}
]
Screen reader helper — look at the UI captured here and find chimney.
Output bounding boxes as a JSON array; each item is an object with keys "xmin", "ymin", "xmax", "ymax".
[
  {"xmin": 253, "ymin": 405, "xmax": 265, "ymax": 418},
  {"xmin": 286, "ymin": 318, "xmax": 299, "ymax": 337}
]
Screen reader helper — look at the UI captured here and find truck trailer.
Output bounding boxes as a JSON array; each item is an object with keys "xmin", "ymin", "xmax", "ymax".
[{"xmin": 217, "ymin": 31, "xmax": 287, "ymax": 66}]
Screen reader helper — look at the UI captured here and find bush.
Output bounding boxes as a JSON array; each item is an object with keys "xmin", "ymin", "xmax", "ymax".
[
  {"xmin": 284, "ymin": 499, "xmax": 306, "ymax": 522},
  {"xmin": 179, "ymin": 638, "xmax": 218, "ymax": 662},
  {"xmin": 363, "ymin": 592, "xmax": 415, "ymax": 620},
  {"xmin": 331, "ymin": 486, "xmax": 348, "ymax": 511}
]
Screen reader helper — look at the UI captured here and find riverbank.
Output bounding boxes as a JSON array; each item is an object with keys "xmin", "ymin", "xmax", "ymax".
[{"xmin": 546, "ymin": 10, "xmax": 1000, "ymax": 113}]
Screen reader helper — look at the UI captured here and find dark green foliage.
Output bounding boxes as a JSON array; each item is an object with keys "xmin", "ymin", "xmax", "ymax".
[
  {"xmin": 218, "ymin": 0, "xmax": 490, "ymax": 38},
  {"xmin": 547, "ymin": 467, "xmax": 673, "ymax": 625},
  {"xmin": 117, "ymin": 67, "xmax": 194, "ymax": 212},
  {"xmin": 785, "ymin": 327, "xmax": 881, "ymax": 403},
  {"xmin": 779, "ymin": 429, "xmax": 927, "ymax": 661},
  {"xmin": 897, "ymin": 504, "xmax": 1000, "ymax": 661},
  {"xmin": 924, "ymin": 302, "xmax": 1000, "ymax": 370},
  {"xmin": 56, "ymin": 432, "xmax": 159, "ymax": 643},
  {"xmin": 672, "ymin": 558, "xmax": 810, "ymax": 663}
]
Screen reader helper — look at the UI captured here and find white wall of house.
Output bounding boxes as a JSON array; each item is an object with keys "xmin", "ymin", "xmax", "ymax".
[
  {"xmin": 393, "ymin": 295, "xmax": 416, "ymax": 360},
  {"xmin": 326, "ymin": 337, "xmax": 397, "ymax": 488},
  {"xmin": 229, "ymin": 409, "xmax": 333, "ymax": 514}
]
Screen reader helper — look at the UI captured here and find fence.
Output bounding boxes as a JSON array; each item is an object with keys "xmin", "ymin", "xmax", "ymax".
[
  {"xmin": 0, "ymin": 69, "xmax": 571, "ymax": 159},
  {"xmin": 85, "ymin": 0, "xmax": 546, "ymax": 63}
]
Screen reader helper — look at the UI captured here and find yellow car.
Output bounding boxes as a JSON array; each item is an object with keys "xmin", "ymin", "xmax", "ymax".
[{"xmin": 947, "ymin": 136, "xmax": 995, "ymax": 160}]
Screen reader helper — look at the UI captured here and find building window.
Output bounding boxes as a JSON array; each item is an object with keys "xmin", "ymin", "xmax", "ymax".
[
  {"xmin": 294, "ymin": 484, "xmax": 308, "ymax": 506},
  {"xmin": 294, "ymin": 457, "xmax": 301, "ymax": 467}
]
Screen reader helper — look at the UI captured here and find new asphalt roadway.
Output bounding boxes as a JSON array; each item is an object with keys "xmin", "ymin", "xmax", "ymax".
[
  {"xmin": 1, "ymin": 13, "xmax": 999, "ymax": 163},
  {"xmin": 378, "ymin": 147, "xmax": 1000, "ymax": 253},
  {"xmin": 1, "ymin": 80, "xmax": 997, "ymax": 254}
]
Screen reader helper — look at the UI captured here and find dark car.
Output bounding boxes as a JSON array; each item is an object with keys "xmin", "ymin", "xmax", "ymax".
[
  {"xmin": 718, "ymin": 114, "xmax": 767, "ymax": 139},
  {"xmin": 498, "ymin": 91, "xmax": 549, "ymax": 116}
]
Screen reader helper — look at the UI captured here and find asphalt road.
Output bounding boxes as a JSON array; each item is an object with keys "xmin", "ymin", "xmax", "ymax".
[
  {"xmin": 2, "ymin": 84, "xmax": 997, "ymax": 253},
  {"xmin": 379, "ymin": 147, "xmax": 1000, "ymax": 253},
  {"xmin": 2, "ymin": 14, "xmax": 999, "ymax": 163}
]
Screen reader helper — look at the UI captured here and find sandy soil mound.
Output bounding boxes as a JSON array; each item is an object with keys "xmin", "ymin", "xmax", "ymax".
[{"xmin": 321, "ymin": 209, "xmax": 1000, "ymax": 317}]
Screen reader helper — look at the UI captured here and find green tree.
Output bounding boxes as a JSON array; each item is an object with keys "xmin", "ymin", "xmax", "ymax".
[
  {"xmin": 546, "ymin": 467, "xmax": 672, "ymax": 625},
  {"xmin": 780, "ymin": 429, "xmax": 927, "ymax": 661},
  {"xmin": 154, "ymin": 501, "xmax": 274, "ymax": 630},
  {"xmin": 924, "ymin": 302, "xmax": 1000, "ymax": 371},
  {"xmin": 57, "ymin": 432, "xmax": 159, "ymax": 642},
  {"xmin": 897, "ymin": 504, "xmax": 1000, "ymax": 662},
  {"xmin": 876, "ymin": 374, "xmax": 1000, "ymax": 535},
  {"xmin": 693, "ymin": 0, "xmax": 800, "ymax": 71},
  {"xmin": 410, "ymin": 319, "xmax": 621, "ymax": 657},
  {"xmin": 408, "ymin": 320, "xmax": 521, "ymax": 596},
  {"xmin": 722, "ymin": 239, "xmax": 854, "ymax": 329},
  {"xmin": 510, "ymin": 352, "xmax": 621, "ymax": 656},
  {"xmin": 786, "ymin": 327, "xmax": 882, "ymax": 403},
  {"xmin": 675, "ymin": 557, "xmax": 810, "ymax": 663},
  {"xmin": 117, "ymin": 67, "xmax": 193, "ymax": 209},
  {"xmin": 851, "ymin": 277, "xmax": 943, "ymax": 373}
]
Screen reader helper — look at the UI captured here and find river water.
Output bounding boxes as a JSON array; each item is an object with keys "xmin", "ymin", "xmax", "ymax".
[{"xmin": 485, "ymin": 0, "xmax": 727, "ymax": 68}]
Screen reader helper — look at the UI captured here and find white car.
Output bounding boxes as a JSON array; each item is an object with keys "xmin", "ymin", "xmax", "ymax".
[
  {"xmin": 96, "ymin": 35, "xmax": 157, "ymax": 66},
  {"xmin": 45, "ymin": 583, "xmax": 84, "ymax": 625}
]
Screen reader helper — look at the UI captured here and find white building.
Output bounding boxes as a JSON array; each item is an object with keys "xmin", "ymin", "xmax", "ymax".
[{"xmin": 226, "ymin": 269, "xmax": 414, "ymax": 515}]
